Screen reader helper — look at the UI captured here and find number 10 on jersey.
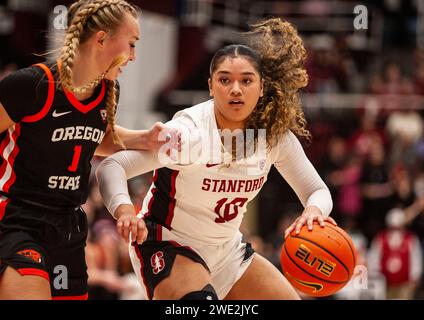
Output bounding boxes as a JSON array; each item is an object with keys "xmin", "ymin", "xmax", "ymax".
[{"xmin": 214, "ymin": 197, "xmax": 248, "ymax": 223}]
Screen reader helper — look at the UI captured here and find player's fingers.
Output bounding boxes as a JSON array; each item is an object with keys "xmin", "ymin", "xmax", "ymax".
[
  {"xmin": 116, "ymin": 220, "xmax": 125, "ymax": 239},
  {"xmin": 136, "ymin": 220, "xmax": 147, "ymax": 244},
  {"xmin": 130, "ymin": 218, "xmax": 138, "ymax": 244},
  {"xmin": 123, "ymin": 219, "xmax": 131, "ymax": 243},
  {"xmin": 142, "ymin": 225, "xmax": 148, "ymax": 243},
  {"xmin": 284, "ymin": 225, "xmax": 294, "ymax": 238},
  {"xmin": 318, "ymin": 215, "xmax": 325, "ymax": 227},
  {"xmin": 154, "ymin": 122, "xmax": 165, "ymax": 132},
  {"xmin": 307, "ymin": 215, "xmax": 314, "ymax": 231},
  {"xmin": 295, "ymin": 217, "xmax": 306, "ymax": 234},
  {"xmin": 326, "ymin": 216, "xmax": 338, "ymax": 226}
]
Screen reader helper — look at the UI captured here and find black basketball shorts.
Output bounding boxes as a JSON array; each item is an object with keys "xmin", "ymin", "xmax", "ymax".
[{"xmin": 0, "ymin": 202, "xmax": 89, "ymax": 299}]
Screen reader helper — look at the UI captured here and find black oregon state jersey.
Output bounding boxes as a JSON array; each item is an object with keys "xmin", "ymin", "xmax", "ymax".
[{"xmin": 0, "ymin": 63, "xmax": 114, "ymax": 214}]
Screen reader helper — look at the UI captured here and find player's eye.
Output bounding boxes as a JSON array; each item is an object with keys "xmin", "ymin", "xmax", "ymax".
[{"xmin": 219, "ymin": 77, "xmax": 230, "ymax": 84}]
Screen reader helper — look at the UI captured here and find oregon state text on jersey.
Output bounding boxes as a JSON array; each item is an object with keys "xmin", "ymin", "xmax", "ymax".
[{"xmin": 0, "ymin": 63, "xmax": 112, "ymax": 212}]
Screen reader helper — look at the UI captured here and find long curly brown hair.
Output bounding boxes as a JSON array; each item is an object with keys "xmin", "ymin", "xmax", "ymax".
[{"xmin": 245, "ymin": 18, "xmax": 311, "ymax": 147}]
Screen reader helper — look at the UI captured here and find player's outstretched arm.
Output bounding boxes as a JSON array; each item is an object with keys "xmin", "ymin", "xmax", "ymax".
[
  {"xmin": 96, "ymin": 149, "xmax": 164, "ymax": 215},
  {"xmin": 95, "ymin": 122, "xmax": 181, "ymax": 156},
  {"xmin": 96, "ymin": 149, "xmax": 165, "ymax": 244}
]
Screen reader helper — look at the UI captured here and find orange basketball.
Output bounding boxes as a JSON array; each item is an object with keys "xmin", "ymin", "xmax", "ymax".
[{"xmin": 281, "ymin": 221, "xmax": 357, "ymax": 297}]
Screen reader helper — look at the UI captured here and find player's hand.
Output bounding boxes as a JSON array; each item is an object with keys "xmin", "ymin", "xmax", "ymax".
[
  {"xmin": 143, "ymin": 122, "xmax": 181, "ymax": 153},
  {"xmin": 115, "ymin": 204, "xmax": 148, "ymax": 244},
  {"xmin": 284, "ymin": 206, "xmax": 337, "ymax": 238}
]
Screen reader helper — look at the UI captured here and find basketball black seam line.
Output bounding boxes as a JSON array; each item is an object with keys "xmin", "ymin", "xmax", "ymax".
[
  {"xmin": 324, "ymin": 224, "xmax": 357, "ymax": 268},
  {"xmin": 282, "ymin": 244, "xmax": 346, "ymax": 285},
  {"xmin": 290, "ymin": 234, "xmax": 351, "ymax": 280}
]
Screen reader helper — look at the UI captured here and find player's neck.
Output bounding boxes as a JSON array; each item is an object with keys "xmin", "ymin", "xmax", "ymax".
[
  {"xmin": 70, "ymin": 50, "xmax": 104, "ymax": 97},
  {"xmin": 214, "ymin": 110, "xmax": 245, "ymax": 132}
]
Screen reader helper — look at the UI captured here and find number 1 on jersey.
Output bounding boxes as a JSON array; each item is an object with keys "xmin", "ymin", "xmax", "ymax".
[{"xmin": 68, "ymin": 145, "xmax": 82, "ymax": 172}]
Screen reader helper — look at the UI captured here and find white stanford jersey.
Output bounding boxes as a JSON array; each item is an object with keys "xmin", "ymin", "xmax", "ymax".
[{"xmin": 98, "ymin": 100, "xmax": 333, "ymax": 245}]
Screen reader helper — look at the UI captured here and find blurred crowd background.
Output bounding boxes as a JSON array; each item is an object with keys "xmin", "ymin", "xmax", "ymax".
[{"xmin": 1, "ymin": 0, "xmax": 424, "ymax": 300}]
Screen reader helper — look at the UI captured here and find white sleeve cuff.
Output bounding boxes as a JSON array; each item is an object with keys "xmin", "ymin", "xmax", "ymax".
[
  {"xmin": 108, "ymin": 195, "xmax": 133, "ymax": 219},
  {"xmin": 306, "ymin": 189, "xmax": 333, "ymax": 218}
]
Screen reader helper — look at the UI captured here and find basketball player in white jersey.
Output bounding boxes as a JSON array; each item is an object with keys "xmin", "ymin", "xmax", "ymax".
[{"xmin": 96, "ymin": 18, "xmax": 336, "ymax": 300}]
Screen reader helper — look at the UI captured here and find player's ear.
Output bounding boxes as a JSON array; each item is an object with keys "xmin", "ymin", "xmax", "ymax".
[
  {"xmin": 95, "ymin": 30, "xmax": 107, "ymax": 49},
  {"xmin": 208, "ymin": 78, "xmax": 213, "ymax": 97}
]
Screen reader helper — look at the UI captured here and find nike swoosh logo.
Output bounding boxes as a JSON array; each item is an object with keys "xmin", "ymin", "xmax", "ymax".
[
  {"xmin": 206, "ymin": 163, "xmax": 220, "ymax": 168},
  {"xmin": 52, "ymin": 110, "xmax": 72, "ymax": 118},
  {"xmin": 286, "ymin": 273, "xmax": 323, "ymax": 293}
]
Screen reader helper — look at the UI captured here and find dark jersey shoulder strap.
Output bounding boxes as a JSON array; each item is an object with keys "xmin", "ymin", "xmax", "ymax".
[{"xmin": 22, "ymin": 63, "xmax": 55, "ymax": 123}]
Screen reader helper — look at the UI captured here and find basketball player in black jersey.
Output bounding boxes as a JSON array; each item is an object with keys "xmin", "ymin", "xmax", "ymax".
[{"xmin": 0, "ymin": 0, "xmax": 175, "ymax": 299}]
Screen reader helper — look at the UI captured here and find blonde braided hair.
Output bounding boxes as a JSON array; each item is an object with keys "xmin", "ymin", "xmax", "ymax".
[{"xmin": 59, "ymin": 0, "xmax": 138, "ymax": 146}]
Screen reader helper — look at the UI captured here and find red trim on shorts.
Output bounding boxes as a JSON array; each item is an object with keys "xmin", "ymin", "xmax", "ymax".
[
  {"xmin": 52, "ymin": 293, "xmax": 88, "ymax": 300},
  {"xmin": 2, "ymin": 124, "xmax": 21, "ymax": 192},
  {"xmin": 133, "ymin": 243, "xmax": 152, "ymax": 300},
  {"xmin": 63, "ymin": 80, "xmax": 106, "ymax": 114},
  {"xmin": 22, "ymin": 64, "xmax": 55, "ymax": 123},
  {"xmin": 165, "ymin": 170, "xmax": 179, "ymax": 227},
  {"xmin": 17, "ymin": 268, "xmax": 50, "ymax": 282}
]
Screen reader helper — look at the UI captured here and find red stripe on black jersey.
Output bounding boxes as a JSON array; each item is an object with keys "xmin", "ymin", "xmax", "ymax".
[
  {"xmin": 2, "ymin": 124, "xmax": 21, "ymax": 192},
  {"xmin": 56, "ymin": 60, "xmax": 107, "ymax": 114},
  {"xmin": 22, "ymin": 64, "xmax": 55, "ymax": 123},
  {"xmin": 0, "ymin": 124, "xmax": 21, "ymax": 193},
  {"xmin": 145, "ymin": 168, "xmax": 179, "ymax": 230},
  {"xmin": 63, "ymin": 80, "xmax": 106, "ymax": 114},
  {"xmin": 0, "ymin": 131, "xmax": 11, "ymax": 179}
]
